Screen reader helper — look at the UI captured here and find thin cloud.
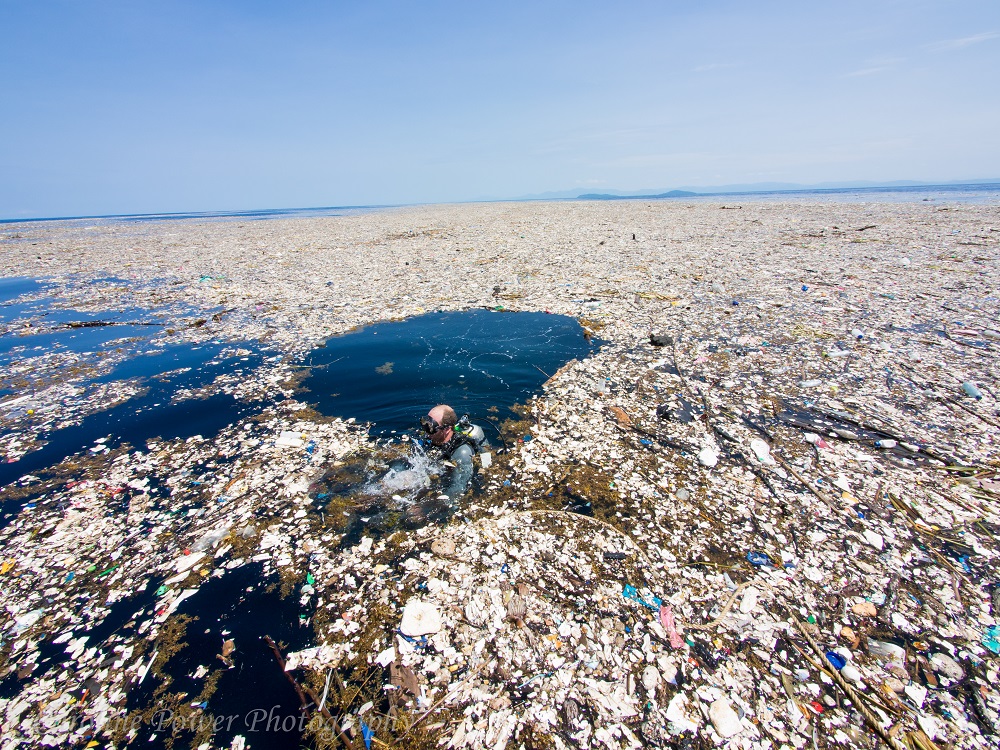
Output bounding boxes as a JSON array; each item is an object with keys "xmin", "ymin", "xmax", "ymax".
[
  {"xmin": 926, "ymin": 31, "xmax": 999, "ymax": 52},
  {"xmin": 846, "ymin": 66, "xmax": 891, "ymax": 77},
  {"xmin": 844, "ymin": 55, "xmax": 904, "ymax": 77},
  {"xmin": 692, "ymin": 63, "xmax": 738, "ymax": 73}
]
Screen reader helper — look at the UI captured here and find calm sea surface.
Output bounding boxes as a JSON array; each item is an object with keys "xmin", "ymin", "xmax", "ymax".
[{"xmin": 2, "ymin": 182, "xmax": 998, "ymax": 226}]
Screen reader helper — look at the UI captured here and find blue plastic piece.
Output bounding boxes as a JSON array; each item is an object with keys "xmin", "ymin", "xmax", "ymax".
[
  {"xmin": 825, "ymin": 651, "xmax": 847, "ymax": 670},
  {"xmin": 397, "ymin": 631, "xmax": 429, "ymax": 648},
  {"xmin": 983, "ymin": 625, "xmax": 1000, "ymax": 654},
  {"xmin": 622, "ymin": 584, "xmax": 661, "ymax": 612},
  {"xmin": 362, "ymin": 721, "xmax": 373, "ymax": 749},
  {"xmin": 746, "ymin": 551, "xmax": 772, "ymax": 566}
]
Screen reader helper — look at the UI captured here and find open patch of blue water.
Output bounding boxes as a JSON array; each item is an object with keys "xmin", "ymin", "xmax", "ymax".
[
  {"xmin": 303, "ymin": 310, "xmax": 598, "ymax": 435},
  {"xmin": 0, "ymin": 345, "xmax": 268, "ymax": 518},
  {"xmin": 0, "ymin": 277, "xmax": 269, "ymax": 520},
  {"xmin": 0, "ymin": 323, "xmax": 164, "ymax": 357},
  {"xmin": 0, "ymin": 277, "xmax": 48, "ymax": 304},
  {"xmin": 125, "ymin": 563, "xmax": 313, "ymax": 750}
]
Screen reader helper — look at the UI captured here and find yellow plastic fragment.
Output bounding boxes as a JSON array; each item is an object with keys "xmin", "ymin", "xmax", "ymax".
[{"xmin": 0, "ymin": 560, "xmax": 15, "ymax": 574}]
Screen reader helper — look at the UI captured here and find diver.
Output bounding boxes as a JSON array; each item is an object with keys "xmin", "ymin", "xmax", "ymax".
[{"xmin": 420, "ymin": 404, "xmax": 489, "ymax": 501}]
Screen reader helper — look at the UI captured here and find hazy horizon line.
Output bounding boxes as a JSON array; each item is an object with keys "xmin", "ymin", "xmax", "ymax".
[{"xmin": 3, "ymin": 178, "xmax": 1000, "ymax": 224}]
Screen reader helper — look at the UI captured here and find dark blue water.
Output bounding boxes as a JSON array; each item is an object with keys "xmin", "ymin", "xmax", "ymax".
[
  {"xmin": 0, "ymin": 344, "xmax": 268, "ymax": 519},
  {"xmin": 125, "ymin": 564, "xmax": 313, "ymax": 750},
  {"xmin": 0, "ymin": 205, "xmax": 388, "ymax": 225},
  {"xmin": 0, "ymin": 278, "xmax": 270, "ymax": 519},
  {"xmin": 303, "ymin": 310, "xmax": 598, "ymax": 434},
  {"xmin": 0, "ymin": 322, "xmax": 163, "ymax": 358},
  {"xmin": 0, "ymin": 277, "xmax": 47, "ymax": 303},
  {"xmin": 0, "ymin": 564, "xmax": 313, "ymax": 750}
]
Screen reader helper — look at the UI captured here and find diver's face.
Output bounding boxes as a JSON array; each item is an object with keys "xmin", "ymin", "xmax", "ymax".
[{"xmin": 425, "ymin": 411, "xmax": 453, "ymax": 445}]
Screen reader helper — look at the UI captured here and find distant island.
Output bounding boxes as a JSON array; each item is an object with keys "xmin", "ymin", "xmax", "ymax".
[
  {"xmin": 577, "ymin": 190, "xmax": 698, "ymax": 200},
  {"xmin": 508, "ymin": 178, "xmax": 1000, "ymax": 203}
]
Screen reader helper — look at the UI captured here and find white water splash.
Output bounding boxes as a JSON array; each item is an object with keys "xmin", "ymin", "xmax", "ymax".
[{"xmin": 363, "ymin": 442, "xmax": 444, "ymax": 502}]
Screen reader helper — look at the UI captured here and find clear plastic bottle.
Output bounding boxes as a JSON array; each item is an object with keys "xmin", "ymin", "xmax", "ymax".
[{"xmin": 962, "ymin": 381, "xmax": 983, "ymax": 400}]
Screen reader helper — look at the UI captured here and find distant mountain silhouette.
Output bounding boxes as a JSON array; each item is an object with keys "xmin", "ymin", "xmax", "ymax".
[
  {"xmin": 578, "ymin": 190, "xmax": 697, "ymax": 200},
  {"xmin": 511, "ymin": 178, "xmax": 1000, "ymax": 202}
]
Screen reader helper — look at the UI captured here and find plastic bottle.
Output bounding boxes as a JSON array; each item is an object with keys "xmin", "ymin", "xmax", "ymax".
[{"xmin": 962, "ymin": 381, "xmax": 983, "ymax": 400}]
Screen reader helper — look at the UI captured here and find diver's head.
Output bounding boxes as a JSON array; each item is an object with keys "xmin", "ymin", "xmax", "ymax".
[{"xmin": 422, "ymin": 404, "xmax": 457, "ymax": 446}]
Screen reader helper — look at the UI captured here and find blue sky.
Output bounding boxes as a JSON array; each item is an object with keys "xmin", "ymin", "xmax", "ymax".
[{"xmin": 1, "ymin": 0, "xmax": 998, "ymax": 218}]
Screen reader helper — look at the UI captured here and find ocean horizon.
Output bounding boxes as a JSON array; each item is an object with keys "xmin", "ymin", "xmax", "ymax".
[{"xmin": 2, "ymin": 180, "xmax": 999, "ymax": 226}]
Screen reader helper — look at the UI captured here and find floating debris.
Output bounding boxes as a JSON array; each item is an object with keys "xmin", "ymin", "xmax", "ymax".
[{"xmin": 1, "ymin": 198, "xmax": 999, "ymax": 748}]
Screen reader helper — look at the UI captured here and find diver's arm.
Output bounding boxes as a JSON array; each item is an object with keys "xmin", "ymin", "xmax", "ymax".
[{"xmin": 443, "ymin": 444, "xmax": 475, "ymax": 501}]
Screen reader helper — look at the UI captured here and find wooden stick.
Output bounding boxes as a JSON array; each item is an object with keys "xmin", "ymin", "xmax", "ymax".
[
  {"xmin": 773, "ymin": 454, "xmax": 842, "ymax": 514},
  {"xmin": 684, "ymin": 581, "xmax": 756, "ymax": 631},
  {"xmin": 393, "ymin": 661, "xmax": 487, "ymax": 744},
  {"xmin": 264, "ymin": 635, "xmax": 310, "ymax": 710},
  {"xmin": 788, "ymin": 616, "xmax": 909, "ymax": 750},
  {"xmin": 938, "ymin": 395, "xmax": 1000, "ymax": 430},
  {"xmin": 943, "ymin": 326, "xmax": 997, "ymax": 354},
  {"xmin": 264, "ymin": 635, "xmax": 356, "ymax": 750}
]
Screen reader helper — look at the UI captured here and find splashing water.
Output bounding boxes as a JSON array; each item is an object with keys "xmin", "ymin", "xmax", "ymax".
[{"xmin": 363, "ymin": 441, "xmax": 444, "ymax": 502}]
